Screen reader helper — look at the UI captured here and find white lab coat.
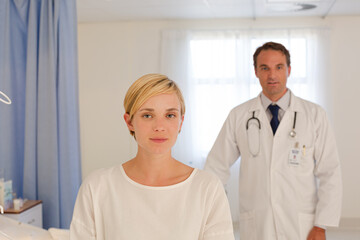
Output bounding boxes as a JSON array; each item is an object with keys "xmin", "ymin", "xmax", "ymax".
[{"xmin": 205, "ymin": 92, "xmax": 342, "ymax": 240}]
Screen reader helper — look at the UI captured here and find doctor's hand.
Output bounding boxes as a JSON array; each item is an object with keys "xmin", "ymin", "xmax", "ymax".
[{"xmin": 307, "ymin": 226, "xmax": 326, "ymax": 240}]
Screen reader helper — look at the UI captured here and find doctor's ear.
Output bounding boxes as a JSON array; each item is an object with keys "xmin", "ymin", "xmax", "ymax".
[
  {"xmin": 124, "ymin": 113, "xmax": 134, "ymax": 132},
  {"xmin": 254, "ymin": 67, "xmax": 259, "ymax": 77},
  {"xmin": 287, "ymin": 65, "xmax": 291, "ymax": 77}
]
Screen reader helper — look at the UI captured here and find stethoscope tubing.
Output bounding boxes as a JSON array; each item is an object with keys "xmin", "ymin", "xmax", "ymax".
[
  {"xmin": 292, "ymin": 112, "xmax": 297, "ymax": 129},
  {"xmin": 246, "ymin": 111, "xmax": 261, "ymax": 130},
  {"xmin": 246, "ymin": 110, "xmax": 297, "ymax": 137}
]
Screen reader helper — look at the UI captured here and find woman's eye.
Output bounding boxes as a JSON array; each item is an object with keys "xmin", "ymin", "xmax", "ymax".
[
  {"xmin": 167, "ymin": 114, "xmax": 176, "ymax": 118},
  {"xmin": 143, "ymin": 114, "xmax": 152, "ymax": 119}
]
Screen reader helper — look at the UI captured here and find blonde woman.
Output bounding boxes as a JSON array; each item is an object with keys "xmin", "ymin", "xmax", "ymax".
[{"xmin": 70, "ymin": 74, "xmax": 234, "ymax": 240}]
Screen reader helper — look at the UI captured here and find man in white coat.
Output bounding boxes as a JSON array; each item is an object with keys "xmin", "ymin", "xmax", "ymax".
[{"xmin": 205, "ymin": 42, "xmax": 342, "ymax": 240}]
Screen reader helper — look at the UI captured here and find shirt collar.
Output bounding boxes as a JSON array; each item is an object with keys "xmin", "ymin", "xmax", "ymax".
[{"xmin": 261, "ymin": 89, "xmax": 291, "ymax": 111}]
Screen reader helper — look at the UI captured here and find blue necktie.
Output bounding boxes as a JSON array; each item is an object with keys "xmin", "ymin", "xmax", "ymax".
[{"xmin": 268, "ymin": 104, "xmax": 280, "ymax": 135}]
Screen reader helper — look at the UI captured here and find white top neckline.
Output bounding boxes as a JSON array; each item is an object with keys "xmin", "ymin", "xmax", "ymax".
[{"xmin": 120, "ymin": 165, "xmax": 198, "ymax": 190}]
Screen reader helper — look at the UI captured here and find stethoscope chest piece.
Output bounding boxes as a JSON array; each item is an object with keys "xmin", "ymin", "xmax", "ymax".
[{"xmin": 289, "ymin": 129, "xmax": 296, "ymax": 138}]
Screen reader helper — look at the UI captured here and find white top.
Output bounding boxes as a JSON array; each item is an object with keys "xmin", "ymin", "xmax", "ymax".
[{"xmin": 70, "ymin": 165, "xmax": 234, "ymax": 240}]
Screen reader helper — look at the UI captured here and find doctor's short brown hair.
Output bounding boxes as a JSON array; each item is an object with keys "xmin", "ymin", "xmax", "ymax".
[
  {"xmin": 123, "ymin": 73, "xmax": 185, "ymax": 136},
  {"xmin": 253, "ymin": 42, "xmax": 291, "ymax": 68}
]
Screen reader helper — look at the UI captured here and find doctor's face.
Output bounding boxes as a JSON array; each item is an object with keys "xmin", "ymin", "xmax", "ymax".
[
  {"xmin": 255, "ymin": 49, "xmax": 291, "ymax": 102},
  {"xmin": 124, "ymin": 93, "xmax": 184, "ymax": 156}
]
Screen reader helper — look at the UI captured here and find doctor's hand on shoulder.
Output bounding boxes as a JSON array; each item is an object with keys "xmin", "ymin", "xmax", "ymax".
[{"xmin": 307, "ymin": 226, "xmax": 326, "ymax": 240}]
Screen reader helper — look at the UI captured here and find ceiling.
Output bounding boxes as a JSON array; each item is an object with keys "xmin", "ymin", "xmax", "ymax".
[{"xmin": 77, "ymin": 0, "xmax": 360, "ymax": 23}]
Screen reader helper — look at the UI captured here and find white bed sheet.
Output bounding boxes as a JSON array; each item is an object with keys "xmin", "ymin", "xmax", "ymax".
[{"xmin": 0, "ymin": 215, "xmax": 69, "ymax": 240}]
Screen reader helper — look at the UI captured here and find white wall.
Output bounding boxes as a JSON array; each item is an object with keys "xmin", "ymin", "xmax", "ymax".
[
  {"xmin": 78, "ymin": 16, "xmax": 360, "ymax": 219},
  {"xmin": 327, "ymin": 17, "xmax": 360, "ymax": 221}
]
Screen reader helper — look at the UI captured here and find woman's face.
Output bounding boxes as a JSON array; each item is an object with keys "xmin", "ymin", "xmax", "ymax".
[{"xmin": 124, "ymin": 93, "xmax": 184, "ymax": 156}]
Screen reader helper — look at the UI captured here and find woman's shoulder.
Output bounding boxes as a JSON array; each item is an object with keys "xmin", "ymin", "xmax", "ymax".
[
  {"xmin": 188, "ymin": 169, "xmax": 226, "ymax": 201},
  {"xmin": 81, "ymin": 164, "xmax": 123, "ymax": 187},
  {"xmin": 192, "ymin": 168, "xmax": 223, "ymax": 187}
]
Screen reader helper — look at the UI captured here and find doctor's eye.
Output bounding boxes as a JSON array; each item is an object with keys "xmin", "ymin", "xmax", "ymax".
[{"xmin": 166, "ymin": 113, "xmax": 177, "ymax": 119}]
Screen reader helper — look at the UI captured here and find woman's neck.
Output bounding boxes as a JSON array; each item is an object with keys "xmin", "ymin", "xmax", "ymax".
[{"xmin": 122, "ymin": 151, "xmax": 193, "ymax": 186}]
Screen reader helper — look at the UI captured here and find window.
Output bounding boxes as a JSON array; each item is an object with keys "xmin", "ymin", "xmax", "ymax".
[
  {"xmin": 161, "ymin": 28, "xmax": 329, "ymax": 167},
  {"xmin": 190, "ymin": 33, "xmax": 311, "ymax": 163},
  {"xmin": 250, "ymin": 37, "xmax": 309, "ymax": 98}
]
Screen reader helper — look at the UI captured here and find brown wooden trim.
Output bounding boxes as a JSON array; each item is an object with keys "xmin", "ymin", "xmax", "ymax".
[{"xmin": 4, "ymin": 200, "xmax": 42, "ymax": 214}]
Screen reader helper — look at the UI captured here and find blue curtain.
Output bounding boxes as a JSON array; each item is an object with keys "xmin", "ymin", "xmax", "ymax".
[{"xmin": 0, "ymin": 0, "xmax": 81, "ymax": 229}]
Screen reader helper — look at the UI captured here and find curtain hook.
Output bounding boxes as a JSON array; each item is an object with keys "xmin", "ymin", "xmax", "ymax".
[{"xmin": 0, "ymin": 91, "xmax": 11, "ymax": 105}]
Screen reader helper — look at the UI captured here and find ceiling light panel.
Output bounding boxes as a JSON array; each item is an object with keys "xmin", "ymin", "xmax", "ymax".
[{"xmin": 267, "ymin": 0, "xmax": 321, "ymax": 2}]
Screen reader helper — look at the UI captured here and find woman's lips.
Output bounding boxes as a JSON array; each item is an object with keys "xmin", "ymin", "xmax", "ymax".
[{"xmin": 150, "ymin": 138, "xmax": 168, "ymax": 143}]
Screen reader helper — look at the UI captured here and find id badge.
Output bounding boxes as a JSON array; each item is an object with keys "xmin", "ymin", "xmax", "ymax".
[{"xmin": 289, "ymin": 148, "xmax": 301, "ymax": 166}]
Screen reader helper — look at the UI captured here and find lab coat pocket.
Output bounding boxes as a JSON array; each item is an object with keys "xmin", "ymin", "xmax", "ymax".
[
  {"xmin": 298, "ymin": 213, "xmax": 315, "ymax": 240},
  {"xmin": 239, "ymin": 211, "xmax": 257, "ymax": 240},
  {"xmin": 299, "ymin": 146, "xmax": 315, "ymax": 175}
]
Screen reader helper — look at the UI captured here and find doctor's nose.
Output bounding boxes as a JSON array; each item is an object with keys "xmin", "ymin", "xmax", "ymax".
[{"xmin": 268, "ymin": 69, "xmax": 276, "ymax": 78}]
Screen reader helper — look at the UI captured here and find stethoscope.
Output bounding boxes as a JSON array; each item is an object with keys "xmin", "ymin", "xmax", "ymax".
[{"xmin": 246, "ymin": 111, "xmax": 297, "ymax": 138}]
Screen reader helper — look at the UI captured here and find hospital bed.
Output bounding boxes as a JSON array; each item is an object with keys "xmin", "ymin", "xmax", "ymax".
[{"xmin": 0, "ymin": 215, "xmax": 69, "ymax": 240}]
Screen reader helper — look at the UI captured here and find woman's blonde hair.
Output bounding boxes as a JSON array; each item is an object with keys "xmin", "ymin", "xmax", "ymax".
[{"xmin": 124, "ymin": 74, "xmax": 185, "ymax": 136}]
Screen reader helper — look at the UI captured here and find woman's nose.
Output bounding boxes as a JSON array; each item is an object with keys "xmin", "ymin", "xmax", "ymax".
[{"xmin": 153, "ymin": 118, "xmax": 165, "ymax": 131}]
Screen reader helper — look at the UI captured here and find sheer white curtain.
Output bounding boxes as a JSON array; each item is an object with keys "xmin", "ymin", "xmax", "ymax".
[
  {"xmin": 161, "ymin": 28, "xmax": 330, "ymax": 167},
  {"xmin": 160, "ymin": 30, "xmax": 202, "ymax": 168},
  {"xmin": 161, "ymin": 28, "xmax": 330, "ymax": 221}
]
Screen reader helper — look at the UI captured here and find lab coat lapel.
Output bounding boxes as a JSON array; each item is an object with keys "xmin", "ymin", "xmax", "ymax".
[
  {"xmin": 273, "ymin": 90, "xmax": 304, "ymax": 138},
  {"xmin": 287, "ymin": 90, "xmax": 305, "ymax": 113}
]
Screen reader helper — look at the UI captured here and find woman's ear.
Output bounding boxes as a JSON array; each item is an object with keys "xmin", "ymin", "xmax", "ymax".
[{"xmin": 124, "ymin": 113, "xmax": 134, "ymax": 132}]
